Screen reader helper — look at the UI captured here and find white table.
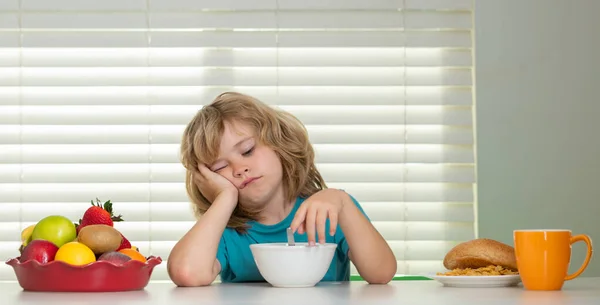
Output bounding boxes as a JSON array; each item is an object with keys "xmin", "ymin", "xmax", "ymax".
[{"xmin": 2, "ymin": 278, "xmax": 600, "ymax": 305}]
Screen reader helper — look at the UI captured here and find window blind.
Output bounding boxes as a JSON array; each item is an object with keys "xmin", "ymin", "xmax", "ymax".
[{"xmin": 0, "ymin": 0, "xmax": 476, "ymax": 281}]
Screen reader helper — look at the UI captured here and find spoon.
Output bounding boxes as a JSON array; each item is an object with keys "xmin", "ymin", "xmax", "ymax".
[{"xmin": 286, "ymin": 227, "xmax": 295, "ymax": 246}]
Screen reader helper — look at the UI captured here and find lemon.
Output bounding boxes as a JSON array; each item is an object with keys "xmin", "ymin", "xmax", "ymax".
[
  {"xmin": 55, "ymin": 242, "xmax": 96, "ymax": 266},
  {"xmin": 20, "ymin": 224, "xmax": 36, "ymax": 246}
]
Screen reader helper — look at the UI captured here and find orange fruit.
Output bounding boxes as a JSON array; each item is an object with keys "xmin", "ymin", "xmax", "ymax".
[
  {"xmin": 118, "ymin": 248, "xmax": 147, "ymax": 262},
  {"xmin": 55, "ymin": 242, "xmax": 96, "ymax": 266}
]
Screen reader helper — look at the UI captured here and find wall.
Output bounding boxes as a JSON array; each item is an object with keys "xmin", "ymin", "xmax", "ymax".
[{"xmin": 475, "ymin": 0, "xmax": 600, "ymax": 276}]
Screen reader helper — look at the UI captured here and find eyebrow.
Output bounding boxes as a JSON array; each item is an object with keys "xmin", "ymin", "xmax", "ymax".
[{"xmin": 233, "ymin": 136, "xmax": 253, "ymax": 149}]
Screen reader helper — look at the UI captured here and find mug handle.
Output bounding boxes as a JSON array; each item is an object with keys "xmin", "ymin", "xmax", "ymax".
[{"xmin": 565, "ymin": 234, "xmax": 593, "ymax": 281}]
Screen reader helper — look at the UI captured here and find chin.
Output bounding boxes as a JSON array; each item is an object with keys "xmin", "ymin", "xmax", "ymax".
[
  {"xmin": 239, "ymin": 194, "xmax": 266, "ymax": 207},
  {"xmin": 239, "ymin": 177, "xmax": 283, "ymax": 206},
  {"xmin": 238, "ymin": 199, "xmax": 267, "ymax": 215}
]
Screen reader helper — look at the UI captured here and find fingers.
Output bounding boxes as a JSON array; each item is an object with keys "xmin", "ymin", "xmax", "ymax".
[
  {"xmin": 297, "ymin": 223, "xmax": 305, "ymax": 235},
  {"xmin": 197, "ymin": 163, "xmax": 212, "ymax": 177},
  {"xmin": 305, "ymin": 205, "xmax": 317, "ymax": 246},
  {"xmin": 191, "ymin": 164, "xmax": 213, "ymax": 200},
  {"xmin": 190, "ymin": 169, "xmax": 203, "ymax": 186},
  {"xmin": 329, "ymin": 210, "xmax": 338, "ymax": 237},
  {"xmin": 316, "ymin": 209, "xmax": 327, "ymax": 244},
  {"xmin": 291, "ymin": 201, "xmax": 335, "ymax": 246},
  {"xmin": 194, "ymin": 163, "xmax": 218, "ymax": 186},
  {"xmin": 290, "ymin": 204, "xmax": 308, "ymax": 233},
  {"xmin": 190, "ymin": 164, "xmax": 207, "ymax": 184}
]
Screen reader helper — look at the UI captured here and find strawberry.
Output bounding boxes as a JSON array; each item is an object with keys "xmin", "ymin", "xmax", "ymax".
[
  {"xmin": 77, "ymin": 198, "xmax": 123, "ymax": 234},
  {"xmin": 116, "ymin": 233, "xmax": 131, "ymax": 251}
]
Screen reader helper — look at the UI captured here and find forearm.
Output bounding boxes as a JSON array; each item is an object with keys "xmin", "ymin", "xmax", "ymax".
[
  {"xmin": 338, "ymin": 191, "xmax": 397, "ymax": 284},
  {"xmin": 167, "ymin": 192, "xmax": 237, "ymax": 286}
]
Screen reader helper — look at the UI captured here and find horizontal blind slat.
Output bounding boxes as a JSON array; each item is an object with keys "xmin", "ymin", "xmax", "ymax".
[
  {"xmin": 269, "ymin": 0, "xmax": 402, "ymax": 10},
  {"xmin": 11, "ymin": 11, "xmax": 463, "ymax": 30},
  {"xmin": 0, "ymin": 163, "xmax": 475, "ymax": 183},
  {"xmin": 147, "ymin": 0, "xmax": 473, "ymax": 11},
  {"xmin": 0, "ymin": 33, "xmax": 19, "ymax": 47},
  {"xmin": 0, "ymin": 201, "xmax": 473, "ymax": 223},
  {"xmin": 151, "ymin": 12, "xmax": 276, "ymax": 29},
  {"xmin": 0, "ymin": 68, "xmax": 19, "ymax": 86},
  {"xmin": 362, "ymin": 202, "xmax": 474, "ymax": 222},
  {"xmin": 127, "ymin": 221, "xmax": 476, "ymax": 242},
  {"xmin": 0, "ymin": 49, "xmax": 19, "ymax": 67},
  {"xmin": 148, "ymin": 11, "xmax": 471, "ymax": 30},
  {"xmin": 405, "ymin": 11, "xmax": 471, "ymax": 29},
  {"xmin": 22, "ymin": 32, "xmax": 149, "ymax": 48},
  {"xmin": 279, "ymin": 11, "xmax": 407, "ymax": 29},
  {"xmin": 0, "ymin": 0, "xmax": 18, "ymax": 10},
  {"xmin": 0, "ymin": 86, "xmax": 473, "ymax": 106},
  {"xmin": 280, "ymin": 0, "xmax": 473, "ymax": 11},
  {"xmin": 406, "ymin": 0, "xmax": 472, "ymax": 10},
  {"xmin": 0, "ymin": 220, "xmax": 475, "ymax": 243},
  {"xmin": 0, "ymin": 105, "xmax": 473, "ymax": 125},
  {"xmin": 0, "ymin": 125, "xmax": 474, "ymax": 145},
  {"xmin": 9, "ymin": 32, "xmax": 472, "ymax": 48},
  {"xmin": 146, "ymin": 31, "xmax": 471, "ymax": 48},
  {"xmin": 1, "ymin": 144, "xmax": 474, "ymax": 164},
  {"xmin": 0, "ymin": 67, "xmax": 472, "ymax": 87},
  {"xmin": 21, "ymin": 0, "xmax": 147, "ymax": 11},
  {"xmin": 0, "ymin": 13, "xmax": 18, "ymax": 28},
  {"xmin": 278, "ymin": 31, "xmax": 472, "ymax": 48},
  {"xmin": 149, "ymin": 0, "xmax": 276, "ymax": 11},
  {"xmin": 0, "ymin": 182, "xmax": 474, "ymax": 203},
  {"xmin": 9, "ymin": 48, "xmax": 472, "ymax": 68},
  {"xmin": 22, "ymin": 13, "xmax": 147, "ymax": 29}
]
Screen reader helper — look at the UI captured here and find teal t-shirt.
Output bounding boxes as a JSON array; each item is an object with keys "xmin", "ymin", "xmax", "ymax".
[{"xmin": 216, "ymin": 194, "xmax": 369, "ymax": 283}]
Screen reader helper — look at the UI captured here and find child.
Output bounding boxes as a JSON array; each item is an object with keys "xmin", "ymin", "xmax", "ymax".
[{"xmin": 168, "ymin": 92, "xmax": 397, "ymax": 286}]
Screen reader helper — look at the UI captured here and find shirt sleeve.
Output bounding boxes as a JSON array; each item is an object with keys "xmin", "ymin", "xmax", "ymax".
[
  {"xmin": 336, "ymin": 191, "xmax": 370, "ymax": 258},
  {"xmin": 216, "ymin": 234, "xmax": 231, "ymax": 278}
]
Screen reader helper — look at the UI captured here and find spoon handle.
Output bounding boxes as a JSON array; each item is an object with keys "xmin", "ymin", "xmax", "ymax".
[{"xmin": 286, "ymin": 227, "xmax": 295, "ymax": 246}]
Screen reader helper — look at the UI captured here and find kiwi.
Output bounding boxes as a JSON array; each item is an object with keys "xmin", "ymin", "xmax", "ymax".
[{"xmin": 77, "ymin": 224, "xmax": 123, "ymax": 255}]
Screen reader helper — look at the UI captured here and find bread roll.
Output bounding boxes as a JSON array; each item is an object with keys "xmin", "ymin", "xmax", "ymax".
[{"xmin": 443, "ymin": 238, "xmax": 518, "ymax": 271}]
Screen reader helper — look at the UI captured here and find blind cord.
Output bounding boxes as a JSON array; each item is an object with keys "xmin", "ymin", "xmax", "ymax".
[
  {"xmin": 17, "ymin": 0, "xmax": 23, "ymax": 233},
  {"xmin": 275, "ymin": 0, "xmax": 280, "ymax": 105},
  {"xmin": 145, "ymin": 0, "xmax": 153, "ymax": 256},
  {"xmin": 402, "ymin": 0, "xmax": 409, "ymax": 275}
]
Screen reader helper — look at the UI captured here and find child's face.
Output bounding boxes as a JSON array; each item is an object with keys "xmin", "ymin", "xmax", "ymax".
[{"xmin": 209, "ymin": 120, "xmax": 284, "ymax": 207}]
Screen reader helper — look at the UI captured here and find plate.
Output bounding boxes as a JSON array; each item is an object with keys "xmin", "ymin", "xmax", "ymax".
[{"xmin": 428, "ymin": 274, "xmax": 521, "ymax": 288}]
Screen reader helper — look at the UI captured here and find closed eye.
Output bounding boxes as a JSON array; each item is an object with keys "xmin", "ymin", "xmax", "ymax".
[
  {"xmin": 211, "ymin": 164, "xmax": 226, "ymax": 172},
  {"xmin": 242, "ymin": 147, "xmax": 254, "ymax": 156}
]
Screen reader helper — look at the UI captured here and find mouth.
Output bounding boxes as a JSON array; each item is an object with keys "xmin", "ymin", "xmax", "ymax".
[{"xmin": 240, "ymin": 177, "xmax": 260, "ymax": 189}]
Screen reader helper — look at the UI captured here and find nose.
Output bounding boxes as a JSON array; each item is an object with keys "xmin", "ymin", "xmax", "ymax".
[{"xmin": 232, "ymin": 164, "xmax": 250, "ymax": 178}]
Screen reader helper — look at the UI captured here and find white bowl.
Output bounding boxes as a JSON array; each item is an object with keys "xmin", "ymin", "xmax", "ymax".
[{"xmin": 249, "ymin": 243, "xmax": 337, "ymax": 288}]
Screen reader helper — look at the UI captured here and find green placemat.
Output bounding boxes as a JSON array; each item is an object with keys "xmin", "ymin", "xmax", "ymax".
[{"xmin": 350, "ymin": 275, "xmax": 432, "ymax": 281}]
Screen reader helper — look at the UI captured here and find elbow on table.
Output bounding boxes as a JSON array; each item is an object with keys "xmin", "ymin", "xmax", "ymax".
[
  {"xmin": 365, "ymin": 274, "xmax": 394, "ymax": 285},
  {"xmin": 364, "ymin": 260, "xmax": 397, "ymax": 285},
  {"xmin": 167, "ymin": 262, "xmax": 216, "ymax": 287}
]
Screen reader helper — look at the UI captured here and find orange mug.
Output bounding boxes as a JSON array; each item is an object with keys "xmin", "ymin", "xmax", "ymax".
[{"xmin": 513, "ymin": 229, "xmax": 593, "ymax": 290}]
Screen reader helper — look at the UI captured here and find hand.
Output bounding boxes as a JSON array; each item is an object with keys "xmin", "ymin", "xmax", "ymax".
[
  {"xmin": 193, "ymin": 164, "xmax": 238, "ymax": 203},
  {"xmin": 290, "ymin": 189, "xmax": 345, "ymax": 246}
]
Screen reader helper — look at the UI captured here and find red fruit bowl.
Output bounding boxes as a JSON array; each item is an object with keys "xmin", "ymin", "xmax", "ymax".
[{"xmin": 5, "ymin": 256, "xmax": 162, "ymax": 292}]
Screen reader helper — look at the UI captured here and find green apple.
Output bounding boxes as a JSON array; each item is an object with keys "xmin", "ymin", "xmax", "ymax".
[{"xmin": 31, "ymin": 215, "xmax": 77, "ymax": 248}]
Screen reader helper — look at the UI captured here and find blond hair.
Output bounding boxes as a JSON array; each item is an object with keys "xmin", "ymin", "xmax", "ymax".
[{"xmin": 180, "ymin": 92, "xmax": 326, "ymax": 232}]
